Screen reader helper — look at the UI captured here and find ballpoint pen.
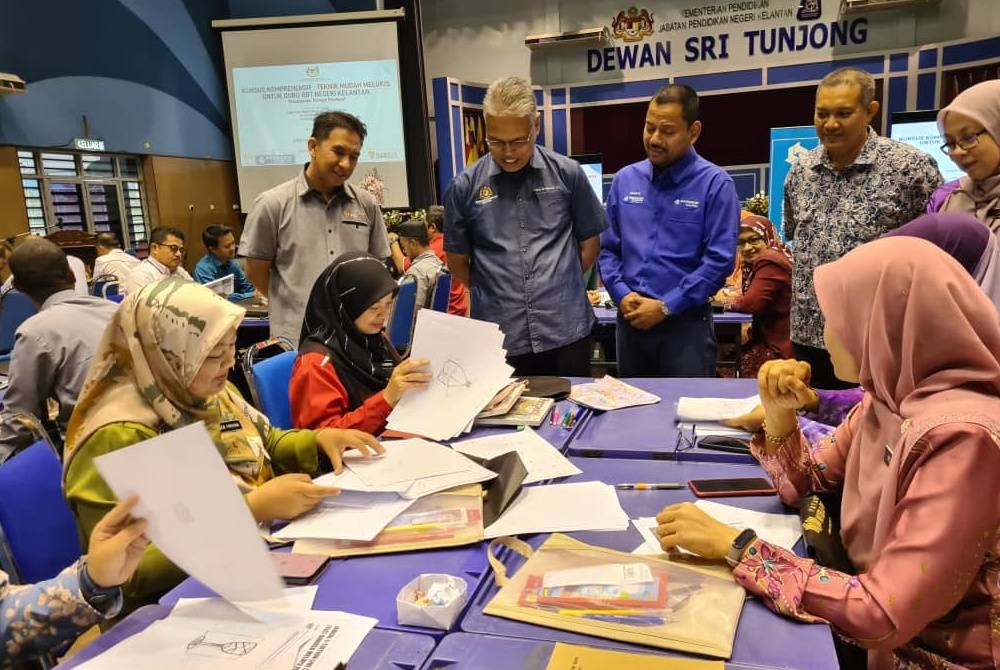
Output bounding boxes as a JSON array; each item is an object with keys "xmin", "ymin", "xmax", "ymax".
[{"xmin": 614, "ymin": 482, "xmax": 684, "ymax": 490}]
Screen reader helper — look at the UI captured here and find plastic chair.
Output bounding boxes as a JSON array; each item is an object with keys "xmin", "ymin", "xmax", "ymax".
[
  {"xmin": 91, "ymin": 274, "xmax": 117, "ymax": 297},
  {"xmin": 0, "ymin": 290, "xmax": 38, "ymax": 362},
  {"xmin": 250, "ymin": 350, "xmax": 298, "ymax": 429},
  {"xmin": 386, "ymin": 277, "xmax": 418, "ymax": 352},
  {"xmin": 430, "ymin": 271, "xmax": 452, "ymax": 313},
  {"xmin": 0, "ymin": 440, "xmax": 82, "ymax": 585},
  {"xmin": 107, "ymin": 292, "xmax": 124, "ymax": 303}
]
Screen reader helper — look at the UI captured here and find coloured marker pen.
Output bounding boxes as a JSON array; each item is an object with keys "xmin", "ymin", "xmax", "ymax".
[{"xmin": 614, "ymin": 482, "xmax": 684, "ymax": 490}]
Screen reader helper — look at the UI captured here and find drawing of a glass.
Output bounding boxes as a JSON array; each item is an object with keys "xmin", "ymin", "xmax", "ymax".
[{"xmin": 186, "ymin": 630, "xmax": 260, "ymax": 657}]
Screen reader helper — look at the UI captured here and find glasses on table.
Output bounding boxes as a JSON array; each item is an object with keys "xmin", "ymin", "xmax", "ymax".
[
  {"xmin": 485, "ymin": 136, "xmax": 534, "ymax": 152},
  {"xmin": 940, "ymin": 129, "xmax": 989, "ymax": 155}
]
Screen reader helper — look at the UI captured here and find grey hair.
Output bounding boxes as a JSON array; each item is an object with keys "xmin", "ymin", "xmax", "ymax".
[
  {"xmin": 818, "ymin": 67, "xmax": 876, "ymax": 107},
  {"xmin": 483, "ymin": 76, "xmax": 537, "ymax": 119}
]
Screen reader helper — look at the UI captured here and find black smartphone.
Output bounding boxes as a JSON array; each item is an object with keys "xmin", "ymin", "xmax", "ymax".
[
  {"xmin": 272, "ymin": 553, "xmax": 331, "ymax": 585},
  {"xmin": 697, "ymin": 435, "xmax": 751, "ymax": 454},
  {"xmin": 688, "ymin": 477, "xmax": 777, "ymax": 498}
]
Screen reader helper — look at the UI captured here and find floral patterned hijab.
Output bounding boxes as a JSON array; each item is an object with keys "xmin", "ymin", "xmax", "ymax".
[{"xmin": 740, "ymin": 215, "xmax": 793, "ymax": 293}]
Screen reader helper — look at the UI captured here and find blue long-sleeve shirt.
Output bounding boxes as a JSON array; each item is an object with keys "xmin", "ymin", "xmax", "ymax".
[
  {"xmin": 193, "ymin": 254, "xmax": 257, "ymax": 302},
  {"xmin": 598, "ymin": 149, "xmax": 739, "ymax": 315}
]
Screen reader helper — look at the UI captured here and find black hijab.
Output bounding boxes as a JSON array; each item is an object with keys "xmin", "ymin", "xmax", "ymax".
[{"xmin": 299, "ymin": 252, "xmax": 399, "ymax": 409}]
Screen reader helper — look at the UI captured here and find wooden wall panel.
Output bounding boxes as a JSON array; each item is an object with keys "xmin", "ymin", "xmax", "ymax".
[
  {"xmin": 0, "ymin": 146, "xmax": 30, "ymax": 242},
  {"xmin": 144, "ymin": 156, "xmax": 242, "ymax": 271}
]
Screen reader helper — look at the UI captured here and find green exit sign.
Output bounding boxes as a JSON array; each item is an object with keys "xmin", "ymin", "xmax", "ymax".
[{"xmin": 73, "ymin": 138, "xmax": 106, "ymax": 152}]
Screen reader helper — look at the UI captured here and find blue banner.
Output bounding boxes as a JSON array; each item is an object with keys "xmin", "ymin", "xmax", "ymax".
[{"xmin": 768, "ymin": 125, "xmax": 819, "ymax": 240}]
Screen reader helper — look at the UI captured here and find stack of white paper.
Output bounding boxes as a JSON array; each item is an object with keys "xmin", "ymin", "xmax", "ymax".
[
  {"xmin": 273, "ymin": 490, "xmax": 416, "ymax": 541},
  {"xmin": 675, "ymin": 395, "xmax": 760, "ymax": 422},
  {"xmin": 387, "ymin": 310, "xmax": 514, "ymax": 440},
  {"xmin": 632, "ymin": 499, "xmax": 802, "ymax": 556},
  {"xmin": 483, "ymin": 481, "xmax": 630, "ymax": 539},
  {"xmin": 450, "ymin": 428, "xmax": 582, "ymax": 484}
]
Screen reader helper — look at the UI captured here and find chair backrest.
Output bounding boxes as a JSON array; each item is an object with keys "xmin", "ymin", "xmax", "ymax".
[
  {"xmin": 107, "ymin": 293, "xmax": 125, "ymax": 303},
  {"xmin": 386, "ymin": 277, "xmax": 418, "ymax": 350},
  {"xmin": 430, "ymin": 271, "xmax": 452, "ymax": 313},
  {"xmin": 101, "ymin": 281, "xmax": 120, "ymax": 298},
  {"xmin": 91, "ymin": 273, "xmax": 117, "ymax": 297},
  {"xmin": 251, "ymin": 350, "xmax": 298, "ymax": 429},
  {"xmin": 241, "ymin": 337, "xmax": 294, "ymax": 409},
  {"xmin": 0, "ymin": 441, "xmax": 82, "ymax": 584},
  {"xmin": 0, "ymin": 291, "xmax": 38, "ymax": 355}
]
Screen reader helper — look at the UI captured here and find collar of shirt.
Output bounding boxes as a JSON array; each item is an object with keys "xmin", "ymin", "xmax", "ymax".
[
  {"xmin": 295, "ymin": 164, "xmax": 359, "ymax": 203},
  {"xmin": 39, "ymin": 288, "xmax": 77, "ymax": 311},
  {"xmin": 639, "ymin": 147, "xmax": 699, "ymax": 185},
  {"xmin": 412, "ymin": 250, "xmax": 438, "ymax": 264},
  {"xmin": 485, "ymin": 146, "xmax": 545, "ymax": 178},
  {"xmin": 203, "ymin": 253, "xmax": 231, "ymax": 273},
  {"xmin": 816, "ymin": 127, "xmax": 879, "ymax": 171},
  {"xmin": 145, "ymin": 256, "xmax": 172, "ymax": 275}
]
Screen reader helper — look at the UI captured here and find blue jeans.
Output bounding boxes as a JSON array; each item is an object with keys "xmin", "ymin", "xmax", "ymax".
[{"xmin": 616, "ymin": 303, "xmax": 717, "ymax": 377}]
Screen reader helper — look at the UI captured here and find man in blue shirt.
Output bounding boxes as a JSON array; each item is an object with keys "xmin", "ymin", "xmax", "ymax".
[
  {"xmin": 194, "ymin": 224, "xmax": 261, "ymax": 303},
  {"xmin": 599, "ymin": 84, "xmax": 739, "ymax": 377},
  {"xmin": 444, "ymin": 76, "xmax": 607, "ymax": 376}
]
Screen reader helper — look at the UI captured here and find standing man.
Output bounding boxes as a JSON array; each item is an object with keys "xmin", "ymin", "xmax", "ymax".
[
  {"xmin": 444, "ymin": 76, "xmax": 606, "ymax": 376},
  {"xmin": 240, "ymin": 111, "xmax": 390, "ymax": 343},
  {"xmin": 599, "ymin": 84, "xmax": 739, "ymax": 377},
  {"xmin": 784, "ymin": 67, "xmax": 942, "ymax": 388},
  {"xmin": 193, "ymin": 224, "xmax": 261, "ymax": 303},
  {"xmin": 92, "ymin": 233, "xmax": 140, "ymax": 285},
  {"xmin": 122, "ymin": 227, "xmax": 192, "ymax": 295},
  {"xmin": 396, "ymin": 219, "xmax": 444, "ymax": 309}
]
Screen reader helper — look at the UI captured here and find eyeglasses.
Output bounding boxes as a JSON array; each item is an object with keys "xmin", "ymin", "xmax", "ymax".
[
  {"xmin": 738, "ymin": 236, "xmax": 765, "ymax": 247},
  {"xmin": 155, "ymin": 243, "xmax": 186, "ymax": 255},
  {"xmin": 485, "ymin": 136, "xmax": 534, "ymax": 152},
  {"xmin": 940, "ymin": 129, "xmax": 989, "ymax": 155}
]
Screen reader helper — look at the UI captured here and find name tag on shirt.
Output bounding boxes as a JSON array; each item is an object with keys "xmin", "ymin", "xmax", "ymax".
[
  {"xmin": 220, "ymin": 420, "xmax": 242, "ymax": 433},
  {"xmin": 674, "ymin": 198, "xmax": 701, "ymax": 210},
  {"xmin": 623, "ymin": 191, "xmax": 645, "ymax": 204}
]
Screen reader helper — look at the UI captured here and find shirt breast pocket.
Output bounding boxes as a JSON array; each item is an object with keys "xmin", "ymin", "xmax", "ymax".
[
  {"xmin": 340, "ymin": 215, "xmax": 372, "ymax": 249},
  {"xmin": 665, "ymin": 210, "xmax": 705, "ymax": 255},
  {"xmin": 537, "ymin": 188, "xmax": 571, "ymax": 226}
]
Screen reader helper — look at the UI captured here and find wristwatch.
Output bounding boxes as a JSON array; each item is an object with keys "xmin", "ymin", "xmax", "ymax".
[
  {"xmin": 78, "ymin": 558, "xmax": 123, "ymax": 616},
  {"xmin": 660, "ymin": 301, "xmax": 670, "ymax": 317},
  {"xmin": 725, "ymin": 528, "xmax": 757, "ymax": 568}
]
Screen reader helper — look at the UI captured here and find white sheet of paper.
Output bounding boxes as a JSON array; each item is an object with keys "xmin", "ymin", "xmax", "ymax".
[
  {"xmin": 172, "ymin": 586, "xmax": 319, "ymax": 623},
  {"xmin": 483, "ymin": 481, "xmax": 629, "ymax": 539},
  {"xmin": 346, "ymin": 438, "xmax": 484, "ymax": 488},
  {"xmin": 542, "ymin": 563, "xmax": 654, "ymax": 589},
  {"xmin": 93, "ymin": 422, "xmax": 283, "ymax": 603},
  {"xmin": 272, "ymin": 494, "xmax": 415, "ymax": 541},
  {"xmin": 72, "ymin": 607, "xmax": 376, "ymax": 670},
  {"xmin": 203, "ymin": 273, "xmax": 235, "ymax": 297},
  {"xmin": 450, "ymin": 428, "xmax": 582, "ymax": 484},
  {"xmin": 631, "ymin": 517, "xmax": 666, "ymax": 555},
  {"xmin": 675, "ymin": 395, "xmax": 761, "ymax": 422},
  {"xmin": 388, "ymin": 310, "xmax": 515, "ymax": 440}
]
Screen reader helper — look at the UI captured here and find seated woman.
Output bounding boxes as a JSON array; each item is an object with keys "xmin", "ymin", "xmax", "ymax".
[
  {"xmin": 722, "ymin": 215, "xmax": 793, "ymax": 378},
  {"xmin": 63, "ymin": 278, "xmax": 381, "ymax": 611},
  {"xmin": 656, "ymin": 237, "xmax": 1000, "ymax": 668},
  {"xmin": 928, "ymin": 79, "xmax": 1000, "ymax": 232},
  {"xmin": 291, "ymin": 252, "xmax": 431, "ymax": 433},
  {"xmin": 2, "ymin": 497, "xmax": 147, "ymax": 663}
]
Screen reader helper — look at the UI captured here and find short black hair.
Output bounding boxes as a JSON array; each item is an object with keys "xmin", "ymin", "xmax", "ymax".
[
  {"xmin": 10, "ymin": 238, "xmax": 75, "ymax": 303},
  {"xmin": 202, "ymin": 224, "xmax": 233, "ymax": 250},
  {"xmin": 425, "ymin": 205, "xmax": 444, "ymax": 232},
  {"xmin": 397, "ymin": 219, "xmax": 430, "ymax": 246},
  {"xmin": 150, "ymin": 226, "xmax": 185, "ymax": 245},
  {"xmin": 96, "ymin": 232, "xmax": 121, "ymax": 249},
  {"xmin": 312, "ymin": 111, "xmax": 367, "ymax": 143},
  {"xmin": 651, "ymin": 84, "xmax": 699, "ymax": 126}
]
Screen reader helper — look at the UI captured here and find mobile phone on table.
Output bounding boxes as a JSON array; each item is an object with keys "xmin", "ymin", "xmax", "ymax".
[
  {"xmin": 687, "ymin": 477, "xmax": 776, "ymax": 498},
  {"xmin": 696, "ymin": 436, "xmax": 751, "ymax": 454},
  {"xmin": 272, "ymin": 553, "xmax": 330, "ymax": 585}
]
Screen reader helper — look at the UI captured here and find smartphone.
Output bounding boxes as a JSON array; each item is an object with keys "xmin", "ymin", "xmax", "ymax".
[
  {"xmin": 696, "ymin": 436, "xmax": 751, "ymax": 454},
  {"xmin": 272, "ymin": 553, "xmax": 330, "ymax": 586},
  {"xmin": 687, "ymin": 477, "xmax": 777, "ymax": 498}
]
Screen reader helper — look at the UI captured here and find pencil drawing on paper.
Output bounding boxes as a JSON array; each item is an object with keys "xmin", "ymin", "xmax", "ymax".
[
  {"xmin": 437, "ymin": 359, "xmax": 472, "ymax": 394},
  {"xmin": 186, "ymin": 630, "xmax": 259, "ymax": 657}
]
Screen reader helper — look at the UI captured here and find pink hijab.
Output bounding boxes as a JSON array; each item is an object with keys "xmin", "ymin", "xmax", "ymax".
[
  {"xmin": 814, "ymin": 237, "xmax": 1000, "ymax": 568},
  {"xmin": 937, "ymin": 80, "xmax": 1000, "ymax": 227}
]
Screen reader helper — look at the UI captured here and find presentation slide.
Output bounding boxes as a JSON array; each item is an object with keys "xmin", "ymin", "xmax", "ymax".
[
  {"xmin": 232, "ymin": 60, "xmax": 405, "ymax": 169},
  {"xmin": 890, "ymin": 120, "xmax": 965, "ymax": 183},
  {"xmin": 579, "ymin": 162, "xmax": 604, "ymax": 204},
  {"xmin": 220, "ymin": 20, "xmax": 410, "ymax": 210}
]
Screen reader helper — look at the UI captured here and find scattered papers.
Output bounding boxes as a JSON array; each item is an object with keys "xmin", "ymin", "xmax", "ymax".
[
  {"xmin": 93, "ymin": 422, "xmax": 283, "ymax": 603},
  {"xmin": 203, "ymin": 273, "xmax": 235, "ymax": 297},
  {"xmin": 73, "ymin": 599, "xmax": 376, "ymax": 670},
  {"xmin": 451, "ymin": 428, "xmax": 581, "ymax": 484},
  {"xmin": 484, "ymin": 481, "xmax": 629, "ymax": 539},
  {"xmin": 569, "ymin": 376, "xmax": 661, "ymax": 411},
  {"xmin": 273, "ymin": 492, "xmax": 415, "ymax": 541},
  {"xmin": 172, "ymin": 586, "xmax": 319, "ymax": 622},
  {"xmin": 675, "ymin": 396, "xmax": 760, "ymax": 422},
  {"xmin": 387, "ymin": 310, "xmax": 514, "ymax": 440},
  {"xmin": 632, "ymin": 501, "xmax": 801, "ymax": 556},
  {"xmin": 320, "ymin": 439, "xmax": 497, "ymax": 499}
]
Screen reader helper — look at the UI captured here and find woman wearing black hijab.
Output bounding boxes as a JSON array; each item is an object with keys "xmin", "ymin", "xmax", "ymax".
[{"xmin": 290, "ymin": 252, "xmax": 431, "ymax": 432}]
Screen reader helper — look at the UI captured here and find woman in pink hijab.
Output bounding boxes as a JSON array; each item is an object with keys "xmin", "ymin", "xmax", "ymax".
[
  {"xmin": 929, "ymin": 79, "xmax": 1000, "ymax": 232},
  {"xmin": 656, "ymin": 237, "xmax": 1000, "ymax": 669}
]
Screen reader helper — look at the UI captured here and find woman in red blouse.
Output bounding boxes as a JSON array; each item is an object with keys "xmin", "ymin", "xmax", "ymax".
[
  {"xmin": 291, "ymin": 252, "xmax": 431, "ymax": 433},
  {"xmin": 723, "ymin": 216, "xmax": 793, "ymax": 378}
]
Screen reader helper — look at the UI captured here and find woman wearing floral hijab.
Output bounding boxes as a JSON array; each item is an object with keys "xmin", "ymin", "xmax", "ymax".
[
  {"xmin": 659, "ymin": 237, "xmax": 1000, "ymax": 668},
  {"xmin": 723, "ymin": 215, "xmax": 793, "ymax": 377},
  {"xmin": 64, "ymin": 278, "xmax": 382, "ymax": 611}
]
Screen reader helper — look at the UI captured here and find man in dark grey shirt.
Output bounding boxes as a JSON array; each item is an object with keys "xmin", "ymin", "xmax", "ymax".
[
  {"xmin": 1, "ymin": 239, "xmax": 117, "ymax": 459},
  {"xmin": 444, "ymin": 77, "xmax": 607, "ymax": 376}
]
